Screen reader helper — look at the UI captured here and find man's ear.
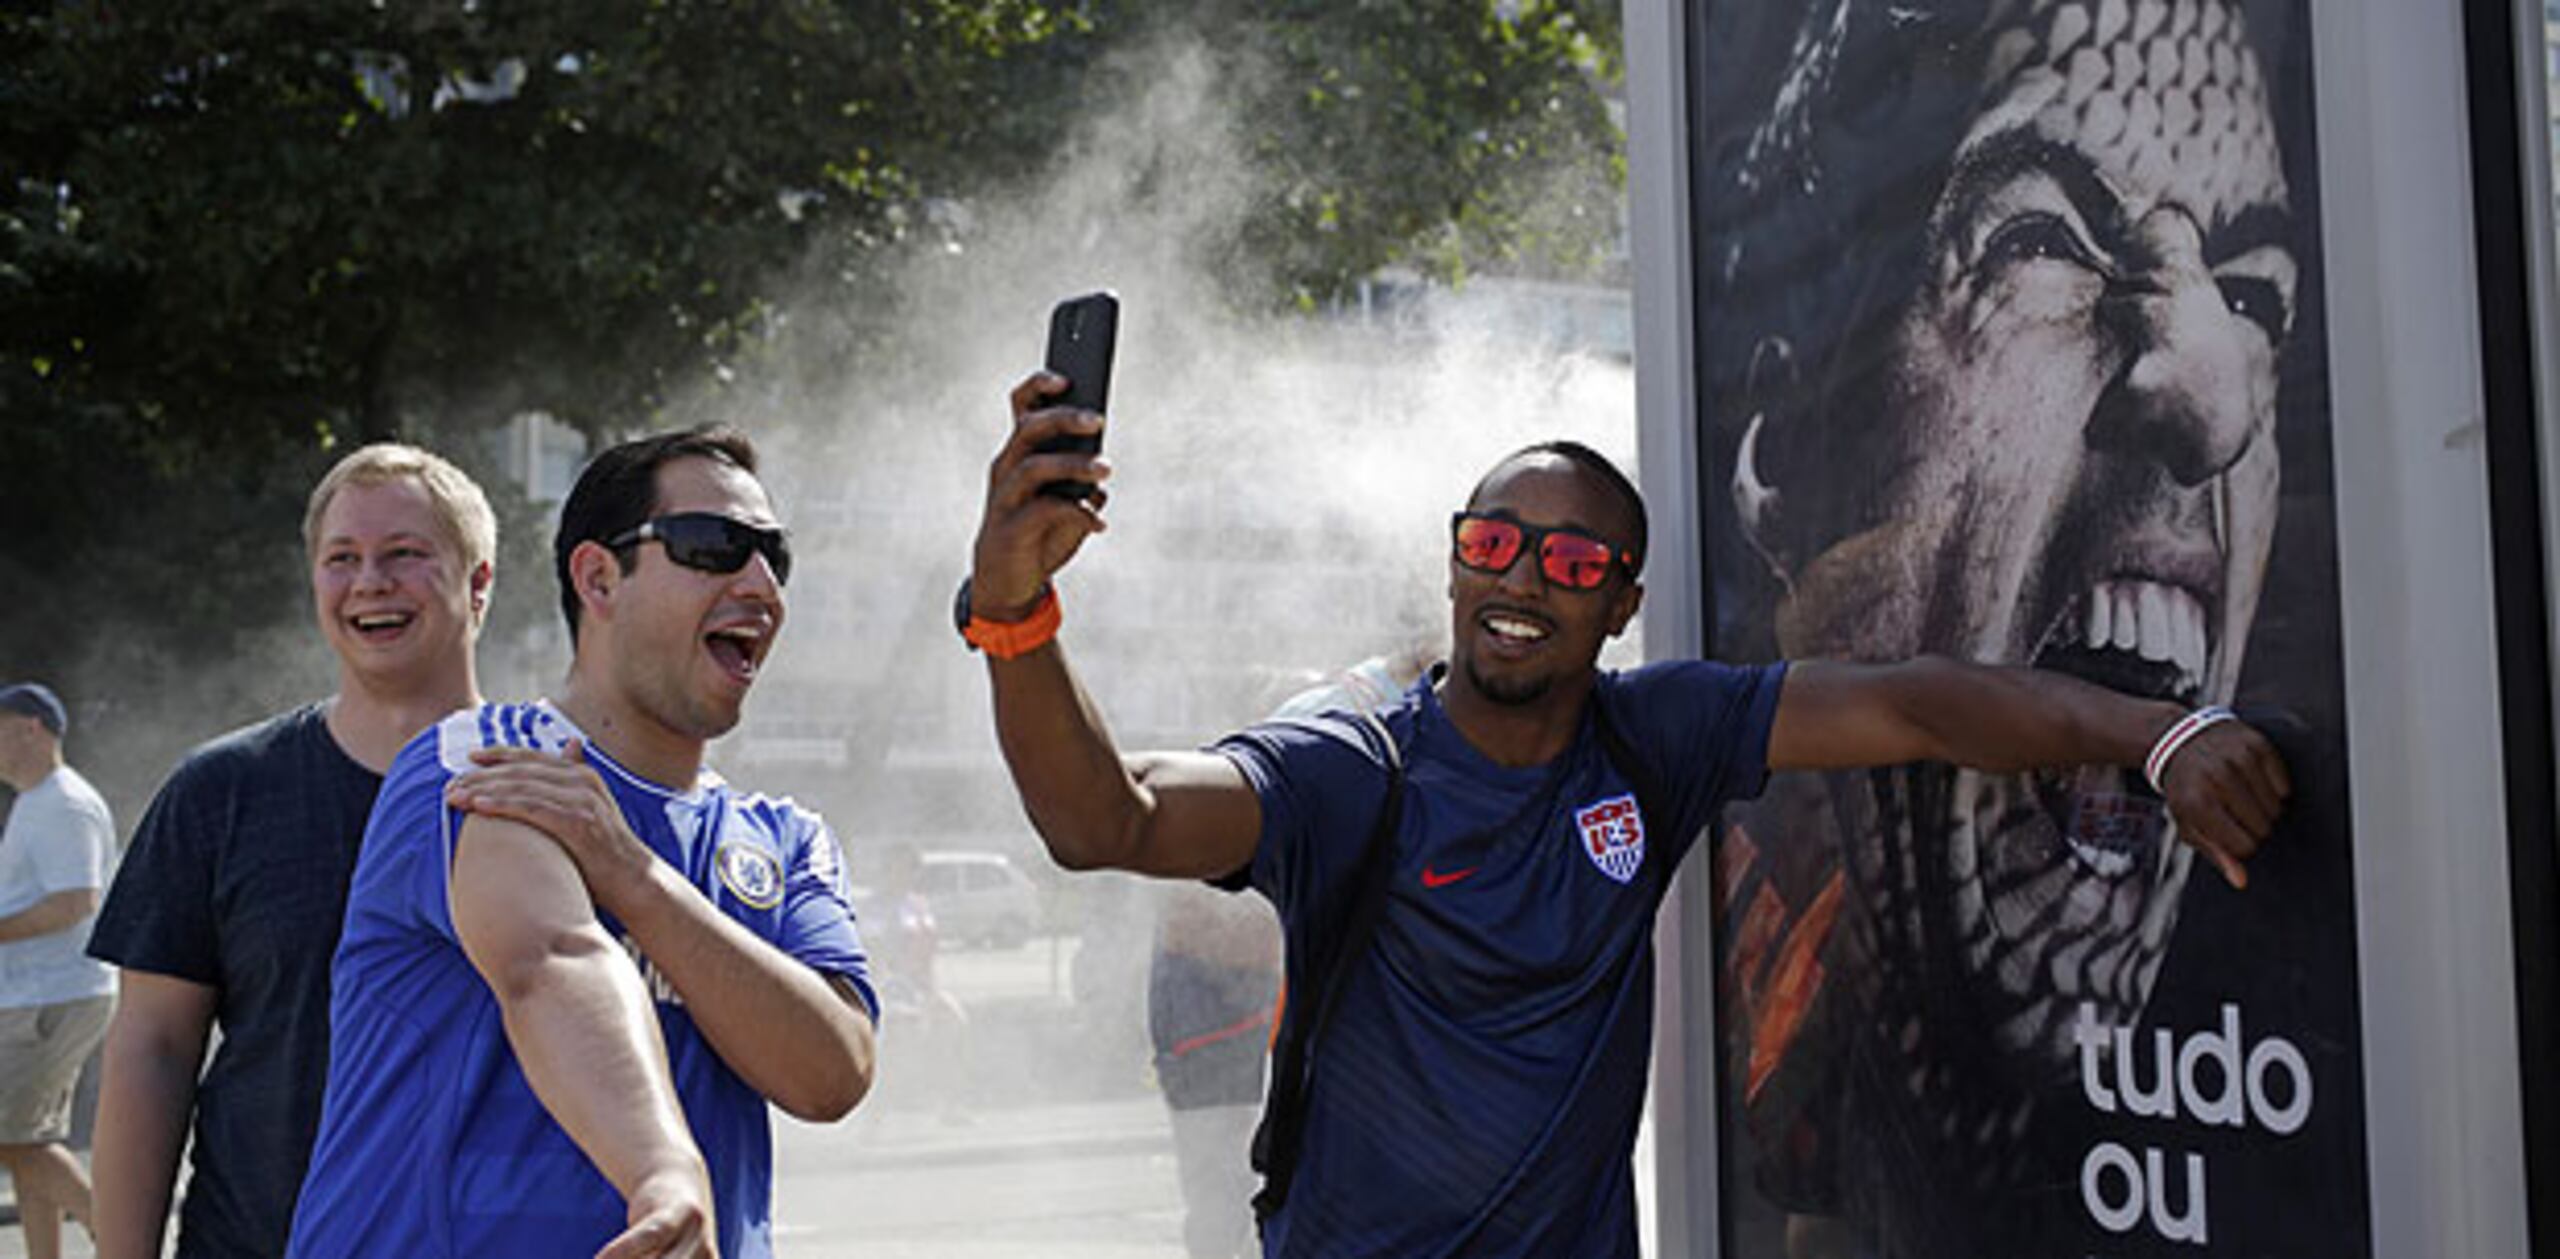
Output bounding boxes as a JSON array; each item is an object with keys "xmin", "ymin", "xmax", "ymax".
[
  {"xmin": 1733, "ymin": 335, "xmax": 1798, "ymax": 579},
  {"xmin": 568, "ymin": 540, "xmax": 621, "ymax": 625},
  {"xmin": 1606, "ymin": 580, "xmax": 1645, "ymax": 638},
  {"xmin": 467, "ymin": 560, "xmax": 495, "ymax": 623}
]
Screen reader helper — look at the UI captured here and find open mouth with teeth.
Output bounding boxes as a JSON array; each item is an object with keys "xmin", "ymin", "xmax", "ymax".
[
  {"xmin": 1842, "ymin": 588, "xmax": 2216, "ymax": 1071},
  {"xmin": 348, "ymin": 611, "xmax": 415, "ymax": 643},
  {"xmin": 1480, "ymin": 611, "xmax": 1552, "ymax": 647},
  {"xmin": 704, "ymin": 625, "xmax": 767, "ymax": 685},
  {"xmin": 2023, "ymin": 578, "xmax": 2211, "ymax": 877}
]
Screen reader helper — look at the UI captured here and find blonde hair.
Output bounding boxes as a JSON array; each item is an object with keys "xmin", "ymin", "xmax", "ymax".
[{"xmin": 302, "ymin": 443, "xmax": 500, "ymax": 576}]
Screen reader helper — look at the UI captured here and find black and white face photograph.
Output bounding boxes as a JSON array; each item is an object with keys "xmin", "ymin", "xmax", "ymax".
[{"xmin": 1688, "ymin": 1, "xmax": 2372, "ymax": 1254}]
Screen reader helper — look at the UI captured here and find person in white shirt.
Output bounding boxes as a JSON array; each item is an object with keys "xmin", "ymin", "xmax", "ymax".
[{"xmin": 0, "ymin": 681, "xmax": 117, "ymax": 1259}]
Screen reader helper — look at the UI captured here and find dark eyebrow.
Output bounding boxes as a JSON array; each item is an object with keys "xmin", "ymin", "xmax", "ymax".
[
  {"xmin": 1940, "ymin": 127, "xmax": 2297, "ymax": 268},
  {"xmin": 1939, "ymin": 128, "xmax": 2129, "ymax": 248},
  {"xmin": 2204, "ymin": 201, "xmax": 2296, "ymax": 268}
]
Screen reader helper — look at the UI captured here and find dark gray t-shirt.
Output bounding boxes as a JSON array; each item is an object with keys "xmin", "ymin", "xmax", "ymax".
[{"xmin": 89, "ymin": 703, "xmax": 381, "ymax": 1259}]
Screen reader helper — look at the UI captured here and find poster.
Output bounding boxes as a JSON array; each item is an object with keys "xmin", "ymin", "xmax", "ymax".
[{"xmin": 1686, "ymin": 1, "xmax": 2373, "ymax": 1254}]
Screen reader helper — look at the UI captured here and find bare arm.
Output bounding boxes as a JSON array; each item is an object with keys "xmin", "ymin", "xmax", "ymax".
[
  {"xmin": 1768, "ymin": 658, "xmax": 2182, "ymax": 772},
  {"xmin": 450, "ymin": 813, "xmax": 715, "ymax": 1258},
  {"xmin": 448, "ymin": 747, "xmax": 875, "ymax": 1122},
  {"xmin": 985, "ymin": 648, "xmax": 1264, "ymax": 879},
  {"xmin": 90, "ymin": 972, "xmax": 216, "ymax": 1259},
  {"xmin": 970, "ymin": 373, "xmax": 1265, "ymax": 880},
  {"xmin": 599, "ymin": 860, "xmax": 874, "ymax": 1123},
  {"xmin": 1767, "ymin": 657, "xmax": 2292, "ymax": 887},
  {"xmin": 0, "ymin": 887, "xmax": 98, "ymax": 941}
]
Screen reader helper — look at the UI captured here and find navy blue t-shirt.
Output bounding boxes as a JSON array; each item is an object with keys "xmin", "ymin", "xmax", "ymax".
[
  {"xmin": 1216, "ymin": 660, "xmax": 1786, "ymax": 1259},
  {"xmin": 88, "ymin": 703, "xmax": 383, "ymax": 1259}
]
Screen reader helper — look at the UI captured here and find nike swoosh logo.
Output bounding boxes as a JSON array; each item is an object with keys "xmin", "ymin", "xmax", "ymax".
[{"xmin": 1421, "ymin": 865, "xmax": 1479, "ymax": 890}]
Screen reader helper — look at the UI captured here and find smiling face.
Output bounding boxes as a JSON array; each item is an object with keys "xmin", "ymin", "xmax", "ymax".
[
  {"xmin": 1776, "ymin": 0, "xmax": 2292, "ymax": 1063},
  {"xmin": 1447, "ymin": 455, "xmax": 1643, "ymax": 712},
  {"xmin": 595, "ymin": 454, "xmax": 787, "ymax": 744},
  {"xmin": 310, "ymin": 475, "xmax": 488, "ymax": 697}
]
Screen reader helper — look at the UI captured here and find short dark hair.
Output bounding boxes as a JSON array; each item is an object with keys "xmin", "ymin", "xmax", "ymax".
[
  {"xmin": 1473, "ymin": 440, "xmax": 1649, "ymax": 579},
  {"xmin": 553, "ymin": 426, "xmax": 761, "ymax": 638},
  {"xmin": 1702, "ymin": 2, "xmax": 1994, "ymax": 445}
]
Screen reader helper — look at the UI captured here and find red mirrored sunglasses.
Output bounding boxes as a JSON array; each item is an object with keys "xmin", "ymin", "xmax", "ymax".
[{"xmin": 1449, "ymin": 511, "xmax": 1635, "ymax": 591}]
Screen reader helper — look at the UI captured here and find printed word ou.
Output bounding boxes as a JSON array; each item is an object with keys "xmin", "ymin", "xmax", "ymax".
[{"xmin": 2082, "ymin": 1143, "xmax": 2206, "ymax": 1245}]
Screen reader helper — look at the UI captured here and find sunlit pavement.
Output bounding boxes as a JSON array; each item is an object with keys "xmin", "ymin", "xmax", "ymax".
[
  {"xmin": 775, "ymin": 1094, "xmax": 1191, "ymax": 1257},
  {"xmin": 768, "ymin": 934, "xmax": 1204, "ymax": 1257},
  {"xmin": 0, "ymin": 1097, "xmax": 1192, "ymax": 1259},
  {"xmin": 0, "ymin": 1201, "xmax": 95, "ymax": 1259},
  {"xmin": 0, "ymin": 936, "xmax": 1651, "ymax": 1257},
  {"xmin": 0, "ymin": 936, "xmax": 1196, "ymax": 1259}
]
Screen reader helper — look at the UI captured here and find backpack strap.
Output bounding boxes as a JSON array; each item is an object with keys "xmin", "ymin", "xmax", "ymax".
[
  {"xmin": 1429, "ymin": 690, "xmax": 1681, "ymax": 1254},
  {"xmin": 1251, "ymin": 708, "xmax": 1405, "ymax": 1228},
  {"xmin": 1250, "ymin": 689, "xmax": 1667, "ymax": 1231}
]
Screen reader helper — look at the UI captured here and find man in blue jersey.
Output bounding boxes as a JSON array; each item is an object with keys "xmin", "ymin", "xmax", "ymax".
[
  {"xmin": 289, "ymin": 428, "xmax": 876, "ymax": 1259},
  {"xmin": 962, "ymin": 375, "xmax": 2292, "ymax": 1257}
]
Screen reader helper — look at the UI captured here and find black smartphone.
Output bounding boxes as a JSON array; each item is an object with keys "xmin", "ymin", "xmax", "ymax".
[{"xmin": 1037, "ymin": 291, "xmax": 1117, "ymax": 501}]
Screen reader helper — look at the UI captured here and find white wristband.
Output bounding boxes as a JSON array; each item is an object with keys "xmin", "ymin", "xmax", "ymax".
[{"xmin": 2145, "ymin": 705, "xmax": 2236, "ymax": 795}]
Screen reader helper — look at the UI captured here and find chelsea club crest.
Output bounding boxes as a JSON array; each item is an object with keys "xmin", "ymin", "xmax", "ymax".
[{"xmin": 716, "ymin": 841, "xmax": 785, "ymax": 909}]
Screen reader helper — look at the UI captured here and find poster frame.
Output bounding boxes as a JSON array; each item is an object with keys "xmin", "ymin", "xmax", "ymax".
[
  {"xmin": 1623, "ymin": 0, "xmax": 1714, "ymax": 1250},
  {"xmin": 2478, "ymin": 2, "xmax": 2560, "ymax": 1254},
  {"xmin": 1625, "ymin": 1, "xmax": 2538, "ymax": 1254}
]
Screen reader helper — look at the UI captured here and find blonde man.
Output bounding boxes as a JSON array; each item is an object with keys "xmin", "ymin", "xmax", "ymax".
[{"xmin": 88, "ymin": 444, "xmax": 496, "ymax": 1259}]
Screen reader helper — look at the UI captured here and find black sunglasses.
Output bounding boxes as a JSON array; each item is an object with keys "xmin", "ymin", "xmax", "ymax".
[{"xmin": 607, "ymin": 513, "xmax": 793, "ymax": 586}]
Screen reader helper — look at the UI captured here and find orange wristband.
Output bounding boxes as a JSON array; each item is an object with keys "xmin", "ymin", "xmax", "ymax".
[{"xmin": 963, "ymin": 585, "xmax": 1062, "ymax": 659}]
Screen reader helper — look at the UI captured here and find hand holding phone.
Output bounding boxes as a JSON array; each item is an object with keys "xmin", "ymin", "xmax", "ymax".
[{"xmin": 1037, "ymin": 291, "xmax": 1117, "ymax": 501}]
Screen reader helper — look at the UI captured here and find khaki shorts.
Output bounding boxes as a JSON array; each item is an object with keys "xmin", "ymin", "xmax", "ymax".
[{"xmin": 0, "ymin": 995, "xmax": 113, "ymax": 1144}]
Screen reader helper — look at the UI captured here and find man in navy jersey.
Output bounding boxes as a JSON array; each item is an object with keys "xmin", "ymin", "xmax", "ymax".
[
  {"xmin": 963, "ymin": 375, "xmax": 2291, "ymax": 1258},
  {"xmin": 289, "ymin": 428, "xmax": 876, "ymax": 1259}
]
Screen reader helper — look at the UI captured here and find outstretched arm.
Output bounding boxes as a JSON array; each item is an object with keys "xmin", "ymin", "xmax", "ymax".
[
  {"xmin": 1766, "ymin": 657, "xmax": 2292, "ymax": 888},
  {"xmin": 969, "ymin": 372, "xmax": 1264, "ymax": 880},
  {"xmin": 448, "ymin": 748, "xmax": 875, "ymax": 1122},
  {"xmin": 451, "ymin": 813, "xmax": 716, "ymax": 1258}
]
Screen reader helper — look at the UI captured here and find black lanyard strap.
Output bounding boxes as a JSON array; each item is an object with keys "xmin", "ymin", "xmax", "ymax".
[
  {"xmin": 1250, "ymin": 693, "xmax": 1669, "ymax": 1232},
  {"xmin": 1251, "ymin": 707, "xmax": 1405, "ymax": 1227}
]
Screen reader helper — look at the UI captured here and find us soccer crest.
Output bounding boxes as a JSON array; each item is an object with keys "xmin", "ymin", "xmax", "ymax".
[
  {"xmin": 716, "ymin": 841, "xmax": 784, "ymax": 909},
  {"xmin": 1575, "ymin": 793, "xmax": 1645, "ymax": 884}
]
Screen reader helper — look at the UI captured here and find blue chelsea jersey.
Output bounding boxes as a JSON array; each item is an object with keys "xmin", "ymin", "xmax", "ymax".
[
  {"xmin": 1218, "ymin": 660, "xmax": 1786, "ymax": 1259},
  {"xmin": 288, "ymin": 702, "xmax": 875, "ymax": 1259}
]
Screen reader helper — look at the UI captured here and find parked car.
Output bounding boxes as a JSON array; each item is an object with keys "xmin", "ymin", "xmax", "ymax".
[{"xmin": 910, "ymin": 849, "xmax": 1042, "ymax": 949}]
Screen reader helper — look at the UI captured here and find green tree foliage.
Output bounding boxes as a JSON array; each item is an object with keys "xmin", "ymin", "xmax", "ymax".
[
  {"xmin": 1196, "ymin": 0, "xmax": 1626, "ymax": 303},
  {"xmin": 962, "ymin": 0, "xmax": 1625, "ymax": 305},
  {"xmin": 0, "ymin": 2, "xmax": 1081, "ymax": 689},
  {"xmin": 0, "ymin": 1, "xmax": 1621, "ymax": 728}
]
